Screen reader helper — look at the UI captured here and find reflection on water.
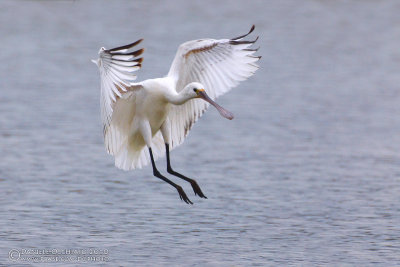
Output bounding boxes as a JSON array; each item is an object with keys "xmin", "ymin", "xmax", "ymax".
[{"xmin": 1, "ymin": 0, "xmax": 400, "ymax": 265}]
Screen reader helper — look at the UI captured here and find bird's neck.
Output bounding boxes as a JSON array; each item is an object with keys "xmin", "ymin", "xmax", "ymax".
[{"xmin": 165, "ymin": 91, "xmax": 191, "ymax": 105}]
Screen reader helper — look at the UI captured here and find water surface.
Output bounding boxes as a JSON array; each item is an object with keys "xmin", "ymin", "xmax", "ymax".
[{"xmin": 1, "ymin": 0, "xmax": 400, "ymax": 265}]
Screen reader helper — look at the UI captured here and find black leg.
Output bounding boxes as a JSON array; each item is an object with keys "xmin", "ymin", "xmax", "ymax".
[
  {"xmin": 165, "ymin": 143, "xmax": 207, "ymax": 199},
  {"xmin": 149, "ymin": 147, "xmax": 192, "ymax": 204}
]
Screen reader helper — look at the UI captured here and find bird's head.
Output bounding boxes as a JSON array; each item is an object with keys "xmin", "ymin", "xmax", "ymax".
[{"xmin": 184, "ymin": 82, "xmax": 234, "ymax": 120}]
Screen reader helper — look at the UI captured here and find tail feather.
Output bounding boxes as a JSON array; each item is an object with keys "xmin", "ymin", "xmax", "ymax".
[{"xmin": 114, "ymin": 131, "xmax": 165, "ymax": 170}]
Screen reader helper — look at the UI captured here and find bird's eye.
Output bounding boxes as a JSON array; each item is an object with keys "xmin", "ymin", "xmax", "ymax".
[{"xmin": 193, "ymin": 88, "xmax": 197, "ymax": 92}]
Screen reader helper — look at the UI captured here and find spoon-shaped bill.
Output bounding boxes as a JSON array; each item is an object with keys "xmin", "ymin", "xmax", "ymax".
[{"xmin": 197, "ymin": 90, "xmax": 234, "ymax": 120}]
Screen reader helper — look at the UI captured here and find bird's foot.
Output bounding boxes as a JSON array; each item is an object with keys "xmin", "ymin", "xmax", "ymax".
[
  {"xmin": 190, "ymin": 181, "xmax": 207, "ymax": 199},
  {"xmin": 167, "ymin": 167, "xmax": 207, "ymax": 199},
  {"xmin": 176, "ymin": 186, "xmax": 193, "ymax": 204}
]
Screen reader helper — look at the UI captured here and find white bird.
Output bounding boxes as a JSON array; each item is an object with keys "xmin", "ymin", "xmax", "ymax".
[{"xmin": 92, "ymin": 25, "xmax": 260, "ymax": 204}]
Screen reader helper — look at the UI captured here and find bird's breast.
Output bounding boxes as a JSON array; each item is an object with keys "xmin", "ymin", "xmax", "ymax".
[{"xmin": 141, "ymin": 93, "xmax": 169, "ymax": 135}]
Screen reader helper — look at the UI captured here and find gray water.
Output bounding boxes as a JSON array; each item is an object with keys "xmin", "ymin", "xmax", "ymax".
[{"xmin": 1, "ymin": 0, "xmax": 400, "ymax": 266}]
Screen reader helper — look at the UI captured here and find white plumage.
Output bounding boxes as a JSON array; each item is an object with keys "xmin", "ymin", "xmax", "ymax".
[{"xmin": 93, "ymin": 25, "xmax": 260, "ymax": 203}]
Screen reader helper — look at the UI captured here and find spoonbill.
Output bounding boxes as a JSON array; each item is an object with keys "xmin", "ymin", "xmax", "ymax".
[{"xmin": 92, "ymin": 25, "xmax": 260, "ymax": 204}]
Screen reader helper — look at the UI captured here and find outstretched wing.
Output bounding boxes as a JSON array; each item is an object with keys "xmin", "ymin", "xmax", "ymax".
[
  {"xmin": 93, "ymin": 39, "xmax": 144, "ymax": 155},
  {"xmin": 167, "ymin": 25, "xmax": 260, "ymax": 148}
]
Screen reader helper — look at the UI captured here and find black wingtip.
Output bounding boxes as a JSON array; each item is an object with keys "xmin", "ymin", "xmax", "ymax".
[
  {"xmin": 231, "ymin": 24, "xmax": 256, "ymax": 40},
  {"xmin": 229, "ymin": 35, "xmax": 259, "ymax": 45},
  {"xmin": 110, "ymin": 48, "xmax": 145, "ymax": 58},
  {"xmin": 134, "ymin": 57, "xmax": 144, "ymax": 63},
  {"xmin": 244, "ymin": 46, "xmax": 260, "ymax": 52},
  {"xmin": 107, "ymin": 39, "xmax": 144, "ymax": 53},
  {"xmin": 249, "ymin": 24, "xmax": 256, "ymax": 34}
]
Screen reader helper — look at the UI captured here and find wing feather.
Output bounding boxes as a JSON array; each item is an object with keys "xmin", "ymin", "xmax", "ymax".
[
  {"xmin": 93, "ymin": 40, "xmax": 144, "ymax": 155},
  {"xmin": 167, "ymin": 25, "xmax": 260, "ymax": 149}
]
